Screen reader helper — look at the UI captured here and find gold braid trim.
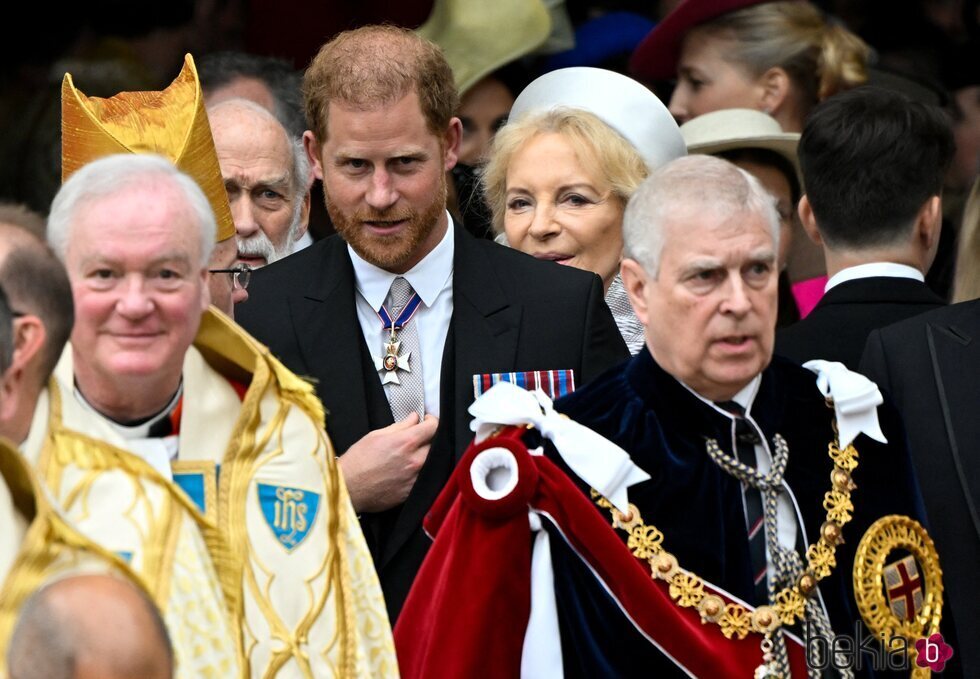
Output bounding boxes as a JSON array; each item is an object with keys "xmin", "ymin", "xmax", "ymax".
[
  {"xmin": 196, "ymin": 308, "xmax": 326, "ymax": 427},
  {"xmin": 592, "ymin": 436, "xmax": 860, "ymax": 640},
  {"xmin": 0, "ymin": 437, "xmax": 36, "ymax": 521},
  {"xmin": 0, "ymin": 442, "xmax": 146, "ymax": 675},
  {"xmin": 38, "ymin": 379, "xmax": 246, "ymax": 669},
  {"xmin": 198, "ymin": 309, "xmax": 353, "ymax": 676}
]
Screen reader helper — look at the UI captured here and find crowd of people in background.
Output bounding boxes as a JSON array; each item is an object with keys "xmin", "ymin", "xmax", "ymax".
[{"xmin": 0, "ymin": 0, "xmax": 978, "ymax": 677}]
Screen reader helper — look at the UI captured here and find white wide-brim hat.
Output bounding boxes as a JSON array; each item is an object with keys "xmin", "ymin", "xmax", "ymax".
[
  {"xmin": 679, "ymin": 108, "xmax": 801, "ymax": 183},
  {"xmin": 508, "ymin": 66, "xmax": 686, "ymax": 171}
]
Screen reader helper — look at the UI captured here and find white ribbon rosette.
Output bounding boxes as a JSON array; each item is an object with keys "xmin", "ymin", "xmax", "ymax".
[{"xmin": 468, "ymin": 381, "xmax": 649, "ymax": 513}]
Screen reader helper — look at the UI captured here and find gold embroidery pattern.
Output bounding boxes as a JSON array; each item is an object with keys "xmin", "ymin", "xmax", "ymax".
[
  {"xmin": 165, "ymin": 516, "xmax": 242, "ymax": 678},
  {"xmin": 170, "ymin": 460, "xmax": 220, "ymax": 522},
  {"xmin": 37, "ymin": 376, "xmax": 246, "ymax": 675},
  {"xmin": 592, "ymin": 433, "xmax": 861, "ymax": 639},
  {"xmin": 0, "ymin": 443, "xmax": 147, "ymax": 677},
  {"xmin": 44, "ymin": 429, "xmax": 241, "ymax": 604},
  {"xmin": 237, "ymin": 408, "xmax": 340, "ymax": 677},
  {"xmin": 199, "ymin": 312, "xmax": 396, "ymax": 676},
  {"xmin": 336, "ymin": 483, "xmax": 398, "ymax": 677},
  {"xmin": 31, "ymin": 310, "xmax": 397, "ymax": 678}
]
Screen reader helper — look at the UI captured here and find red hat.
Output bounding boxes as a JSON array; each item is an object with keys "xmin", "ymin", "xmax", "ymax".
[{"xmin": 629, "ymin": 0, "xmax": 778, "ymax": 83}]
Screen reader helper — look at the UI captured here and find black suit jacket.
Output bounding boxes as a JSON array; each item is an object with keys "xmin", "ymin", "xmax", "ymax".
[
  {"xmin": 237, "ymin": 226, "xmax": 629, "ymax": 618},
  {"xmin": 861, "ymin": 301, "xmax": 980, "ymax": 679},
  {"xmin": 776, "ymin": 276, "xmax": 945, "ymax": 369}
]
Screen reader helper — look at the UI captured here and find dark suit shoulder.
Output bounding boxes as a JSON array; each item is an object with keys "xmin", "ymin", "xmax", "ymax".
[
  {"xmin": 235, "ymin": 236, "xmax": 350, "ymax": 368},
  {"xmin": 875, "ymin": 297, "xmax": 980, "ymax": 342},
  {"xmin": 819, "ymin": 276, "xmax": 944, "ymax": 305},
  {"xmin": 775, "ymin": 277, "xmax": 945, "ymax": 368},
  {"xmin": 242, "ymin": 236, "xmax": 343, "ymax": 300},
  {"xmin": 861, "ymin": 298, "xmax": 980, "ymax": 390},
  {"xmin": 767, "ymin": 354, "xmax": 827, "ymax": 399},
  {"xmin": 456, "ymin": 234, "xmax": 627, "ymax": 383}
]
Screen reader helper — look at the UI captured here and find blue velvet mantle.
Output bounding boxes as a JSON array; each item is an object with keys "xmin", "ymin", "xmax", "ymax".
[{"xmin": 554, "ymin": 348, "xmax": 936, "ymax": 678}]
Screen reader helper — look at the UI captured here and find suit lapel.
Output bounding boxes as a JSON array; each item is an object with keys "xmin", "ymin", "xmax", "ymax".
[
  {"xmin": 927, "ymin": 315, "xmax": 980, "ymax": 544},
  {"xmin": 380, "ymin": 227, "xmax": 521, "ymax": 567},
  {"xmin": 448, "ymin": 228, "xmax": 522, "ymax": 455},
  {"xmin": 288, "ymin": 237, "xmax": 390, "ymax": 453}
]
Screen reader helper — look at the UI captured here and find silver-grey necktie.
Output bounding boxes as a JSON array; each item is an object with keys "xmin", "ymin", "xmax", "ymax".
[{"xmin": 376, "ymin": 276, "xmax": 425, "ymax": 422}]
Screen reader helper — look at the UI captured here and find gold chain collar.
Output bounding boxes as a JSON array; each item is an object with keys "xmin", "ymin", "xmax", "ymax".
[{"xmin": 591, "ymin": 427, "xmax": 859, "ymax": 641}]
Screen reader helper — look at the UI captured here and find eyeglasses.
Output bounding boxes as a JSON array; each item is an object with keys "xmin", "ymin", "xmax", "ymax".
[{"xmin": 208, "ymin": 263, "xmax": 252, "ymax": 290}]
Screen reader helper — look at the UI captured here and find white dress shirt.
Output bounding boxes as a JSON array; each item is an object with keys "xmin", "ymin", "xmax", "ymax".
[
  {"xmin": 349, "ymin": 214, "xmax": 455, "ymax": 418},
  {"xmin": 825, "ymin": 262, "xmax": 924, "ymax": 292},
  {"xmin": 291, "ymin": 231, "xmax": 314, "ymax": 253}
]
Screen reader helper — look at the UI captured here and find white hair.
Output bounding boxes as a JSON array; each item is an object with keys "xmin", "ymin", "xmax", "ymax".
[
  {"xmin": 622, "ymin": 154, "xmax": 781, "ymax": 277},
  {"xmin": 47, "ymin": 154, "xmax": 217, "ymax": 267},
  {"xmin": 289, "ymin": 133, "xmax": 311, "ymax": 201},
  {"xmin": 283, "ymin": 135, "xmax": 311, "ymax": 253},
  {"xmin": 208, "ymin": 98, "xmax": 311, "ymax": 202}
]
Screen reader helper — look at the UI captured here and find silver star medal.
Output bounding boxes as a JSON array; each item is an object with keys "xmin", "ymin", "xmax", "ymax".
[{"xmin": 375, "ymin": 335, "xmax": 412, "ymax": 384}]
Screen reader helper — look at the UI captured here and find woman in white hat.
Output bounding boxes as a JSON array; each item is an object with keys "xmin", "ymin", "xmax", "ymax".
[{"xmin": 482, "ymin": 67, "xmax": 685, "ymax": 354}]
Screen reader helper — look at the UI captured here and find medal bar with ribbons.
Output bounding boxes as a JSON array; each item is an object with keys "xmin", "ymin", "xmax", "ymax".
[{"xmin": 374, "ymin": 292, "xmax": 423, "ymax": 385}]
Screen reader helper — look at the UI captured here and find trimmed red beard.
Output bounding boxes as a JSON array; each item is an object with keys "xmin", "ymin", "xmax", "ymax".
[{"xmin": 326, "ymin": 173, "xmax": 447, "ymax": 271}]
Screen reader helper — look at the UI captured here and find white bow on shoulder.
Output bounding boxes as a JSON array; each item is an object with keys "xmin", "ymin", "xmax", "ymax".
[
  {"xmin": 803, "ymin": 359, "xmax": 888, "ymax": 448},
  {"xmin": 468, "ymin": 382, "xmax": 649, "ymax": 513}
]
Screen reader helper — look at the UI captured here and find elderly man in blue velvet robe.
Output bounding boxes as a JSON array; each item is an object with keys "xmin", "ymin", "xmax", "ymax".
[{"xmin": 554, "ymin": 155, "xmax": 953, "ymax": 678}]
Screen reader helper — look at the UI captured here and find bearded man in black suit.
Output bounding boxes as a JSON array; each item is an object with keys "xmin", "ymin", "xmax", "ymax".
[
  {"xmin": 237, "ymin": 25, "xmax": 628, "ymax": 620},
  {"xmin": 776, "ymin": 86, "xmax": 954, "ymax": 368}
]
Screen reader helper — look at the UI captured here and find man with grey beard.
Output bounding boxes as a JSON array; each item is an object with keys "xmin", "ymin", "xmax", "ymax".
[{"xmin": 208, "ymin": 98, "xmax": 312, "ymax": 268}]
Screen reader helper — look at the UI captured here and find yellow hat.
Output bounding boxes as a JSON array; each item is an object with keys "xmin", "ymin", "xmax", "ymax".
[
  {"xmin": 417, "ymin": 0, "xmax": 552, "ymax": 95},
  {"xmin": 61, "ymin": 53, "xmax": 235, "ymax": 241}
]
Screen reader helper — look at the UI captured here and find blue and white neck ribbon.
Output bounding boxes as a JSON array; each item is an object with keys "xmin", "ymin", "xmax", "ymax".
[{"xmin": 377, "ymin": 293, "xmax": 423, "ymax": 334}]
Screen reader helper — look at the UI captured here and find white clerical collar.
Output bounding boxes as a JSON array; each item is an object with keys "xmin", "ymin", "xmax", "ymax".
[
  {"xmin": 349, "ymin": 212, "xmax": 455, "ymax": 311},
  {"xmin": 74, "ymin": 381, "xmax": 183, "ymax": 440},
  {"xmin": 679, "ymin": 374, "xmax": 762, "ymax": 419},
  {"xmin": 825, "ymin": 262, "xmax": 923, "ymax": 292}
]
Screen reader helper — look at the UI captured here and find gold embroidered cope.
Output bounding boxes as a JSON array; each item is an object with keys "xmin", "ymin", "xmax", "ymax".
[
  {"xmin": 0, "ymin": 439, "xmax": 143, "ymax": 676},
  {"xmin": 19, "ymin": 308, "xmax": 397, "ymax": 678}
]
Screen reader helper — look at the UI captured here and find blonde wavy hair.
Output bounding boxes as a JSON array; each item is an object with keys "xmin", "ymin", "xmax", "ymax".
[
  {"xmin": 481, "ymin": 108, "xmax": 649, "ymax": 236},
  {"xmin": 695, "ymin": 1, "xmax": 869, "ymax": 114},
  {"xmin": 952, "ymin": 177, "xmax": 980, "ymax": 302}
]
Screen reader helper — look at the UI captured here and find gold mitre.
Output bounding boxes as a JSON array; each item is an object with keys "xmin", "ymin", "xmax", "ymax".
[{"xmin": 61, "ymin": 53, "xmax": 235, "ymax": 241}]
